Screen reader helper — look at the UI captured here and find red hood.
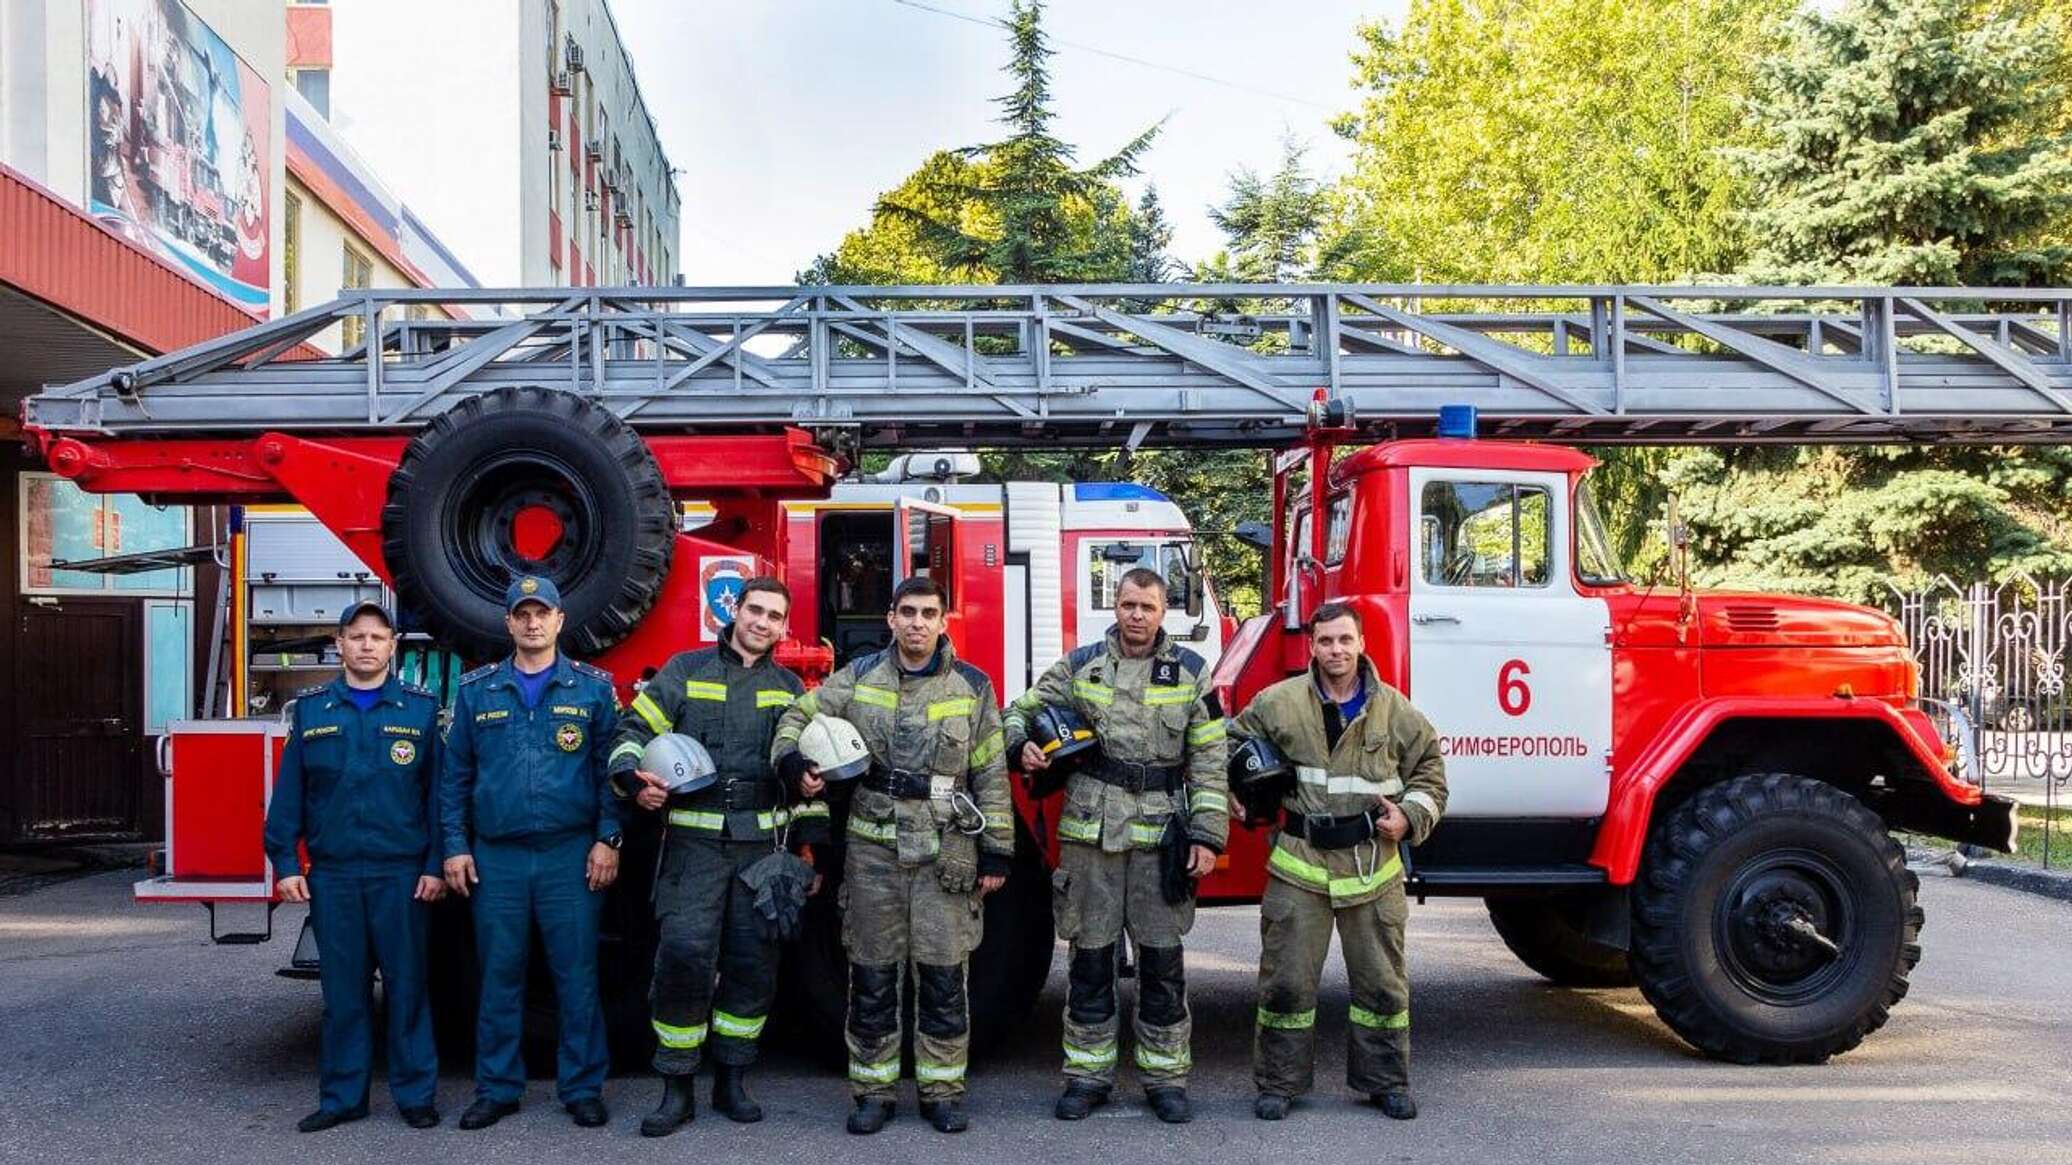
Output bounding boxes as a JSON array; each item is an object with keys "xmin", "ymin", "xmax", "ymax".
[{"xmin": 1694, "ymin": 592, "xmax": 1906, "ymax": 649}]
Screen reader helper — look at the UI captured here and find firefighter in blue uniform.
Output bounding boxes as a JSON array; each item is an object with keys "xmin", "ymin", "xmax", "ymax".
[
  {"xmin": 440, "ymin": 576, "xmax": 624, "ymax": 1131},
  {"xmin": 264, "ymin": 599, "xmax": 445, "ymax": 1133}
]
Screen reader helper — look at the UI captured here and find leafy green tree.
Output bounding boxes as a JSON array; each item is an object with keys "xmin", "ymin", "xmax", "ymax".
[
  {"xmin": 1734, "ymin": 0, "xmax": 2072, "ymax": 285},
  {"xmin": 1669, "ymin": 0, "xmax": 2072, "ymax": 595}
]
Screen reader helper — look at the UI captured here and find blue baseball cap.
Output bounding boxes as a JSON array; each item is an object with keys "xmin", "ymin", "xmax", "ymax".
[
  {"xmin": 338, "ymin": 599, "xmax": 394, "ymax": 628},
  {"xmin": 505, "ymin": 574, "xmax": 563, "ymax": 612}
]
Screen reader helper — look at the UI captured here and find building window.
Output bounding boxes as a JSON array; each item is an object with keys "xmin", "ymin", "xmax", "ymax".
[
  {"xmin": 291, "ymin": 67, "xmax": 330, "ymax": 118},
  {"xmin": 20, "ymin": 474, "xmax": 193, "ymax": 596},
  {"xmin": 282, "ymin": 189, "xmax": 302, "ymax": 315},
  {"xmin": 340, "ymin": 243, "xmax": 373, "ymax": 348}
]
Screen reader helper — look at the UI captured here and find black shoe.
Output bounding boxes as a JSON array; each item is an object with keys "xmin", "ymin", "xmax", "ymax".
[
  {"xmin": 1053, "ymin": 1082, "xmax": 1110, "ymax": 1121},
  {"xmin": 295, "ymin": 1106, "xmax": 367, "ymax": 1134},
  {"xmin": 1254, "ymin": 1093, "xmax": 1290, "ymax": 1121},
  {"xmin": 640, "ymin": 1073, "xmax": 696, "ymax": 1138},
  {"xmin": 712, "ymin": 1064, "xmax": 764, "ymax": 1124},
  {"xmin": 1374, "ymin": 1090, "xmax": 1418, "ymax": 1120},
  {"xmin": 1147, "ymin": 1086, "xmax": 1193, "ymax": 1124},
  {"xmin": 846, "ymin": 1098, "xmax": 895, "ymax": 1135},
  {"xmin": 458, "ymin": 1098, "xmax": 518, "ymax": 1130},
  {"xmin": 566, "ymin": 1098, "xmax": 609, "ymax": 1128},
  {"xmin": 920, "ymin": 1098, "xmax": 969, "ymax": 1133},
  {"xmin": 400, "ymin": 1106, "xmax": 440, "ymax": 1129}
]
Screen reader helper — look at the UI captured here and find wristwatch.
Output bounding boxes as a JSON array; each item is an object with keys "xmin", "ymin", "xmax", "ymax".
[{"xmin": 601, "ymin": 833, "xmax": 625, "ymax": 851}]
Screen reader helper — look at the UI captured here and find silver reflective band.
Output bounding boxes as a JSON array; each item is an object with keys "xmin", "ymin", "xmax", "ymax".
[{"xmin": 1295, "ymin": 765, "xmax": 1403, "ymax": 797}]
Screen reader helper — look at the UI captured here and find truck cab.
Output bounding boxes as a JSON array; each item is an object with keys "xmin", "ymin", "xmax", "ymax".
[{"xmin": 1210, "ymin": 430, "xmax": 2017, "ymax": 1065}]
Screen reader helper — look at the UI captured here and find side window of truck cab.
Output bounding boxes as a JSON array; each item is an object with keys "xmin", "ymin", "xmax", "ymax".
[{"xmin": 1420, "ymin": 481, "xmax": 1550, "ymax": 589}]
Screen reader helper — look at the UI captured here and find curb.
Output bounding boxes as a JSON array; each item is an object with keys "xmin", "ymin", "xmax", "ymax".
[{"xmin": 1906, "ymin": 844, "xmax": 2072, "ymax": 903}]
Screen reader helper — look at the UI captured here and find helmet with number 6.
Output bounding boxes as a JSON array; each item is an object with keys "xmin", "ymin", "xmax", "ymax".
[
  {"xmin": 641, "ymin": 733, "xmax": 717, "ymax": 794},
  {"xmin": 1227, "ymin": 736, "xmax": 1294, "ymax": 826},
  {"xmin": 798, "ymin": 714, "xmax": 872, "ymax": 783}
]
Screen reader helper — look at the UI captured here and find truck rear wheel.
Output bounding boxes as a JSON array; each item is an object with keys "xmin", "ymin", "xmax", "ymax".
[
  {"xmin": 1630, "ymin": 772, "xmax": 1921, "ymax": 1064},
  {"xmin": 1486, "ymin": 892, "xmax": 1633, "ymax": 988},
  {"xmin": 380, "ymin": 386, "xmax": 675, "ymax": 658}
]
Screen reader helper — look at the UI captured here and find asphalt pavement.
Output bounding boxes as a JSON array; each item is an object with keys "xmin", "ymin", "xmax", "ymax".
[{"xmin": 1, "ymin": 868, "xmax": 2065, "ymax": 1165}]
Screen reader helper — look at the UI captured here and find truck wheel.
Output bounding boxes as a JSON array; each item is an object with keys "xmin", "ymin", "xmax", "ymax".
[
  {"xmin": 381, "ymin": 386, "xmax": 675, "ymax": 658},
  {"xmin": 1485, "ymin": 893, "xmax": 1633, "ymax": 988},
  {"xmin": 1630, "ymin": 773, "xmax": 1921, "ymax": 1064}
]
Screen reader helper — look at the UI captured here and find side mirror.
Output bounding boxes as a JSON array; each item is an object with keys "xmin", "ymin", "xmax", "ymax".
[
  {"xmin": 1233, "ymin": 521, "xmax": 1272, "ymax": 552},
  {"xmin": 1178, "ymin": 542, "xmax": 1205, "ymax": 618}
]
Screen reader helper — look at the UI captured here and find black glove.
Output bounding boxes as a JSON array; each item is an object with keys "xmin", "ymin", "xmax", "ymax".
[
  {"xmin": 977, "ymin": 851, "xmax": 1013, "ymax": 879},
  {"xmin": 776, "ymin": 749, "xmax": 815, "ymax": 795}
]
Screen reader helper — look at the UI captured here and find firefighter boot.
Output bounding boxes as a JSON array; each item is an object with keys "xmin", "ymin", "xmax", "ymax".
[
  {"xmin": 847, "ymin": 1097, "xmax": 896, "ymax": 1135},
  {"xmin": 1054, "ymin": 1081, "xmax": 1111, "ymax": 1120},
  {"xmin": 1375, "ymin": 1090, "xmax": 1418, "ymax": 1120},
  {"xmin": 712, "ymin": 1064, "xmax": 763, "ymax": 1123},
  {"xmin": 920, "ymin": 1098, "xmax": 969, "ymax": 1133},
  {"xmin": 1254, "ymin": 1093, "xmax": 1291, "ymax": 1121},
  {"xmin": 639, "ymin": 1073, "xmax": 695, "ymax": 1138},
  {"xmin": 1147, "ymin": 1086, "xmax": 1194, "ymax": 1124}
]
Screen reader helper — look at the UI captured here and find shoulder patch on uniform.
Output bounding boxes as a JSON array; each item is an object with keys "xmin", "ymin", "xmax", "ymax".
[
  {"xmin": 570, "ymin": 660, "xmax": 614, "ymax": 683},
  {"xmin": 1067, "ymin": 643, "xmax": 1104, "ymax": 671},
  {"xmin": 951, "ymin": 660, "xmax": 995, "ymax": 699},
  {"xmin": 459, "ymin": 663, "xmax": 498, "ymax": 685},
  {"xmin": 1171, "ymin": 646, "xmax": 1207, "ymax": 675},
  {"xmin": 295, "ymin": 683, "xmax": 329, "ymax": 699},
  {"xmin": 399, "ymin": 682, "xmax": 437, "ymax": 700}
]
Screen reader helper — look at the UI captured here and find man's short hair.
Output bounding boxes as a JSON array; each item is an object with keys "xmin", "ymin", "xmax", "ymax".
[
  {"xmin": 738, "ymin": 575, "xmax": 791, "ymax": 615},
  {"xmin": 891, "ymin": 575, "xmax": 947, "ymax": 611},
  {"xmin": 1308, "ymin": 601, "xmax": 1363, "ymax": 634},
  {"xmin": 1116, "ymin": 567, "xmax": 1169, "ymax": 600}
]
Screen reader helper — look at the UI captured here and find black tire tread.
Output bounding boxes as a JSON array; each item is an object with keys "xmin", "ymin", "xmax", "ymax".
[{"xmin": 1629, "ymin": 772, "xmax": 1922, "ymax": 1065}]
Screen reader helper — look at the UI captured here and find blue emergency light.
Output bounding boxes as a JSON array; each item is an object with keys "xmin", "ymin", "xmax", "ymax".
[{"xmin": 1438, "ymin": 404, "xmax": 1478, "ymax": 439}]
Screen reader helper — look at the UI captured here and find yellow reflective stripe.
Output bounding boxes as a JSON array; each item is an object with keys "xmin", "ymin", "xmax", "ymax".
[
  {"xmin": 1143, "ymin": 684, "xmax": 1197, "ymax": 707},
  {"xmin": 853, "ymin": 684, "xmax": 898, "ymax": 709},
  {"xmin": 1349, "ymin": 1005, "xmax": 1409, "ymax": 1031},
  {"xmin": 1189, "ymin": 789, "xmax": 1228, "ymax": 814},
  {"xmin": 793, "ymin": 690, "xmax": 819, "ymax": 717},
  {"xmin": 609, "ymin": 741, "xmax": 645, "ymax": 764},
  {"xmin": 848, "ymin": 816, "xmax": 897, "ymax": 844},
  {"xmin": 1270, "ymin": 846, "xmax": 1404, "ymax": 899},
  {"xmin": 927, "ymin": 697, "xmax": 976, "ymax": 720},
  {"xmin": 791, "ymin": 801, "xmax": 830, "ymax": 820},
  {"xmin": 1134, "ymin": 1045, "xmax": 1191, "ymax": 1072},
  {"xmin": 1257, "ymin": 1007, "xmax": 1316, "ymax": 1030},
  {"xmin": 1062, "ymin": 1041, "xmax": 1117, "ymax": 1069},
  {"xmin": 1072, "ymin": 679, "xmax": 1114, "ymax": 705},
  {"xmin": 653, "ymin": 1020, "xmax": 707, "ymax": 1048},
  {"xmin": 710, "ymin": 1010, "xmax": 767, "ymax": 1039},
  {"xmin": 914, "ymin": 1061, "xmax": 967, "ymax": 1084},
  {"xmin": 970, "ymin": 730, "xmax": 1004, "ymax": 767},
  {"xmin": 685, "ymin": 680, "xmax": 728, "ymax": 702},
  {"xmin": 1057, "ymin": 816, "xmax": 1101, "ymax": 844},
  {"xmin": 667, "ymin": 809, "xmax": 726, "ymax": 831},
  {"xmin": 630, "ymin": 692, "xmax": 670, "ymax": 734},
  {"xmin": 1328, "ymin": 854, "xmax": 1403, "ymax": 899},
  {"xmin": 849, "ymin": 1057, "xmax": 899, "ymax": 1084},
  {"xmin": 1186, "ymin": 718, "xmax": 1227, "ymax": 746},
  {"xmin": 1128, "ymin": 821, "xmax": 1166, "ymax": 848},
  {"xmin": 755, "ymin": 689, "xmax": 795, "ymax": 708}
]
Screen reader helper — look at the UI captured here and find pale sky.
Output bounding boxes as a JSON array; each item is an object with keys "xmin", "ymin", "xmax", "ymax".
[{"xmin": 590, "ymin": 0, "xmax": 1403, "ymax": 285}]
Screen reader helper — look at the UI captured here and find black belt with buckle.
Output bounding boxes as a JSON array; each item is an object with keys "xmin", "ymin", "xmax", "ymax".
[
  {"xmin": 862, "ymin": 767, "xmax": 933, "ymax": 799},
  {"xmin": 1091, "ymin": 760, "xmax": 1186, "ymax": 793},
  {"xmin": 1280, "ymin": 809, "xmax": 1379, "ymax": 849},
  {"xmin": 687, "ymin": 778, "xmax": 783, "ymax": 813}
]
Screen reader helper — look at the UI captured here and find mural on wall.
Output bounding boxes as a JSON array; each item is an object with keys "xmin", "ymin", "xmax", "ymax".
[{"xmin": 86, "ymin": 0, "xmax": 270, "ymax": 312}]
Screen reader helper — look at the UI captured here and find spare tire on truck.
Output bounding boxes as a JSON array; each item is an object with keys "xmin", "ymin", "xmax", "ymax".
[{"xmin": 381, "ymin": 386, "xmax": 676, "ymax": 658}]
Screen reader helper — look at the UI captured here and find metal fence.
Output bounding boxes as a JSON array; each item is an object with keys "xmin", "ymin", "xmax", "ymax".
[{"xmin": 1886, "ymin": 576, "xmax": 2070, "ymax": 866}]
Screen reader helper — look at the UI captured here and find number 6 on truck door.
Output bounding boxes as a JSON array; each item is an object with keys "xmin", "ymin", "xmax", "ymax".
[{"xmin": 1404, "ymin": 470, "xmax": 1612, "ymax": 819}]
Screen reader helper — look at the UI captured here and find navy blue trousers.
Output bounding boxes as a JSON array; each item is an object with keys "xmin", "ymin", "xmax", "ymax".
[
  {"xmin": 308, "ymin": 863, "xmax": 437, "ymax": 1113},
  {"xmin": 471, "ymin": 832, "xmax": 607, "ymax": 1104}
]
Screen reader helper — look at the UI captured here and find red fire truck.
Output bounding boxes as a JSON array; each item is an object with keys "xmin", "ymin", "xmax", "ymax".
[{"xmin": 22, "ymin": 283, "xmax": 2036, "ymax": 1065}]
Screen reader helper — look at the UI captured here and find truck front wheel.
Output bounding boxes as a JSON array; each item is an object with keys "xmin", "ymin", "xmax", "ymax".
[{"xmin": 1630, "ymin": 772, "xmax": 1921, "ymax": 1064}]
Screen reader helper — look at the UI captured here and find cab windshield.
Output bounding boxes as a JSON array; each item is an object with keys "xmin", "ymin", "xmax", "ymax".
[{"xmin": 1575, "ymin": 477, "xmax": 1628, "ymax": 586}]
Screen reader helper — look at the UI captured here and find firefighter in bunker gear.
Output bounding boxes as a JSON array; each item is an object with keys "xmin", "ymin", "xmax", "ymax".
[
  {"xmin": 1230, "ymin": 601, "xmax": 1446, "ymax": 1121},
  {"xmin": 605, "ymin": 578, "xmax": 825, "ymax": 1135},
  {"xmin": 439, "ymin": 576, "xmax": 622, "ymax": 1132},
  {"xmin": 263, "ymin": 600, "xmax": 444, "ymax": 1133},
  {"xmin": 772, "ymin": 576, "xmax": 1012, "ymax": 1136},
  {"xmin": 1005, "ymin": 568, "xmax": 1230, "ymax": 1125}
]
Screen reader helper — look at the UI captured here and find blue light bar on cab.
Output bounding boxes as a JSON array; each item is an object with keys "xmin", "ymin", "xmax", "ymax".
[{"xmin": 1438, "ymin": 404, "xmax": 1478, "ymax": 439}]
